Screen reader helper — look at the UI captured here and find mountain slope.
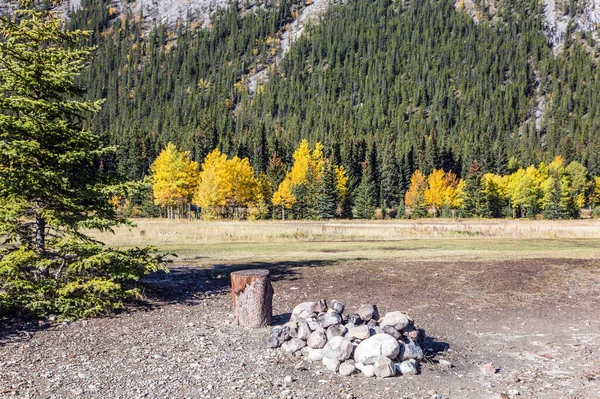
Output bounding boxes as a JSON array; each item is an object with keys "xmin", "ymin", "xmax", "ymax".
[{"xmin": 45, "ymin": 0, "xmax": 600, "ymax": 191}]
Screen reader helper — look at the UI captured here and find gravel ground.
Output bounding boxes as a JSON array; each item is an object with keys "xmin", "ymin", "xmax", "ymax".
[{"xmin": 1, "ymin": 257, "xmax": 600, "ymax": 399}]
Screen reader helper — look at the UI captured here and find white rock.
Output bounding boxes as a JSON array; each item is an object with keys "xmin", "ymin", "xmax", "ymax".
[
  {"xmin": 307, "ymin": 348, "xmax": 324, "ymax": 361},
  {"xmin": 380, "ymin": 311, "xmax": 411, "ymax": 331},
  {"xmin": 347, "ymin": 325, "xmax": 371, "ymax": 340},
  {"xmin": 298, "ymin": 322, "xmax": 312, "ymax": 340},
  {"xmin": 281, "ymin": 338, "xmax": 306, "ymax": 356},
  {"xmin": 361, "ymin": 364, "xmax": 375, "ymax": 377},
  {"xmin": 322, "ymin": 336, "xmax": 353, "ymax": 361},
  {"xmin": 373, "ymin": 356, "xmax": 396, "ymax": 378},
  {"xmin": 317, "ymin": 312, "xmax": 342, "ymax": 328},
  {"xmin": 326, "ymin": 324, "xmax": 346, "ymax": 340},
  {"xmin": 356, "ymin": 304, "xmax": 379, "ymax": 321},
  {"xmin": 307, "ymin": 331, "xmax": 327, "ymax": 349},
  {"xmin": 322, "ymin": 357, "xmax": 340, "ymax": 372},
  {"xmin": 398, "ymin": 359, "xmax": 418, "ymax": 375},
  {"xmin": 339, "ymin": 361, "xmax": 356, "ymax": 376},
  {"xmin": 291, "ymin": 301, "xmax": 325, "ymax": 321},
  {"xmin": 353, "ymin": 334, "xmax": 400, "ymax": 365}
]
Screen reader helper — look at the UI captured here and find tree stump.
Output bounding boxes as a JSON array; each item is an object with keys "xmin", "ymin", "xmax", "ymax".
[{"xmin": 231, "ymin": 269, "xmax": 273, "ymax": 327}]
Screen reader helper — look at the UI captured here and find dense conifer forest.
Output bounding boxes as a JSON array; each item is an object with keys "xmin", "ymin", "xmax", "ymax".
[{"xmin": 70, "ymin": 0, "xmax": 600, "ymax": 217}]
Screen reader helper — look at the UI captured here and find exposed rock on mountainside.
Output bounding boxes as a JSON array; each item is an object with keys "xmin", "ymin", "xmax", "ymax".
[{"xmin": 543, "ymin": 0, "xmax": 600, "ymax": 54}]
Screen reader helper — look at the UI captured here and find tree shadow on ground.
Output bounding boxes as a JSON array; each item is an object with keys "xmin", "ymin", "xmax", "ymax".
[{"xmin": 141, "ymin": 258, "xmax": 347, "ymax": 306}]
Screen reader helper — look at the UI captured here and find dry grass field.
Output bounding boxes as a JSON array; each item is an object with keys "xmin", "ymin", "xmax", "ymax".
[
  {"xmin": 3, "ymin": 219, "xmax": 600, "ymax": 398},
  {"xmin": 89, "ymin": 218, "xmax": 600, "ymax": 264}
]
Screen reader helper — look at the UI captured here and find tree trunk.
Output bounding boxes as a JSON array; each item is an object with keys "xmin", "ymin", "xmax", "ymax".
[
  {"xmin": 35, "ymin": 213, "xmax": 46, "ymax": 254},
  {"xmin": 231, "ymin": 269, "xmax": 273, "ymax": 328}
]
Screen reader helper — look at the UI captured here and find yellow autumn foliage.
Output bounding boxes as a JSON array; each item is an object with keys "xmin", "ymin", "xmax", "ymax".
[{"xmin": 150, "ymin": 142, "xmax": 199, "ymax": 208}]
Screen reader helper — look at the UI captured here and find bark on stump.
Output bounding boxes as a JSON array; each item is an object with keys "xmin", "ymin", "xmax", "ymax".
[{"xmin": 231, "ymin": 269, "xmax": 273, "ymax": 327}]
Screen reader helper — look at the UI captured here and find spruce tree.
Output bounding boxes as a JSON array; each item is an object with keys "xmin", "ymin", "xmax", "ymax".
[
  {"xmin": 462, "ymin": 161, "xmax": 484, "ymax": 217},
  {"xmin": 380, "ymin": 143, "xmax": 400, "ymax": 212},
  {"xmin": 0, "ymin": 8, "xmax": 166, "ymax": 319},
  {"xmin": 317, "ymin": 163, "xmax": 339, "ymax": 219},
  {"xmin": 353, "ymin": 166, "xmax": 377, "ymax": 219}
]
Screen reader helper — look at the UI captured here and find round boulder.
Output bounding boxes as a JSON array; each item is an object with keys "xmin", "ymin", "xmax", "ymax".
[
  {"xmin": 373, "ymin": 356, "xmax": 396, "ymax": 378},
  {"xmin": 353, "ymin": 333, "xmax": 400, "ymax": 365},
  {"xmin": 380, "ymin": 311, "xmax": 412, "ymax": 331},
  {"xmin": 317, "ymin": 312, "xmax": 342, "ymax": 329},
  {"xmin": 356, "ymin": 304, "xmax": 379, "ymax": 322},
  {"xmin": 322, "ymin": 336, "xmax": 354, "ymax": 362},
  {"xmin": 307, "ymin": 330, "xmax": 327, "ymax": 349}
]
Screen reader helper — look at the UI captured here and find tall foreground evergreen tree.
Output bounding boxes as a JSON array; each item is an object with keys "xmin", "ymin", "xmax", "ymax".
[{"xmin": 0, "ymin": 7, "xmax": 166, "ymax": 319}]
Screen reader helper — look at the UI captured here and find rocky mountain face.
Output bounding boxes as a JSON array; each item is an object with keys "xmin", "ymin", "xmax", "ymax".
[
  {"xmin": 543, "ymin": 0, "xmax": 600, "ymax": 54},
  {"xmin": 455, "ymin": 0, "xmax": 600, "ymax": 54}
]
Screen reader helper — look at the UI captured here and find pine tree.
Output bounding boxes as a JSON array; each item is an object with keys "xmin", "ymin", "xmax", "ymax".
[
  {"xmin": 317, "ymin": 163, "xmax": 339, "ymax": 219},
  {"xmin": 353, "ymin": 166, "xmax": 377, "ymax": 219},
  {"xmin": 380, "ymin": 143, "xmax": 401, "ymax": 212},
  {"xmin": 462, "ymin": 161, "xmax": 484, "ymax": 217},
  {"xmin": 367, "ymin": 141, "xmax": 380, "ymax": 205}
]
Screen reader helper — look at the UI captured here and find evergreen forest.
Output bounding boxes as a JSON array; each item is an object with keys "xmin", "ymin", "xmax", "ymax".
[{"xmin": 69, "ymin": 0, "xmax": 600, "ymax": 218}]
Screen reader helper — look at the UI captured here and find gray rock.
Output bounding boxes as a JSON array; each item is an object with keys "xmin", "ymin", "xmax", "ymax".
[
  {"xmin": 347, "ymin": 325, "xmax": 371, "ymax": 340},
  {"xmin": 281, "ymin": 338, "xmax": 306, "ymax": 356},
  {"xmin": 347, "ymin": 313, "xmax": 363, "ymax": 325},
  {"xmin": 298, "ymin": 322, "xmax": 312, "ymax": 340},
  {"xmin": 326, "ymin": 324, "xmax": 346, "ymax": 340},
  {"xmin": 367, "ymin": 319, "xmax": 378, "ymax": 328},
  {"xmin": 317, "ymin": 312, "xmax": 342, "ymax": 329},
  {"xmin": 399, "ymin": 340, "xmax": 424, "ymax": 361},
  {"xmin": 322, "ymin": 336, "xmax": 354, "ymax": 361},
  {"xmin": 339, "ymin": 361, "xmax": 356, "ymax": 376},
  {"xmin": 307, "ymin": 320, "xmax": 320, "ymax": 331},
  {"xmin": 354, "ymin": 334, "xmax": 400, "ymax": 365},
  {"xmin": 382, "ymin": 325, "xmax": 401, "ymax": 339},
  {"xmin": 344, "ymin": 322, "xmax": 355, "ymax": 330},
  {"xmin": 307, "ymin": 330, "xmax": 327, "ymax": 349},
  {"xmin": 290, "ymin": 300, "xmax": 327, "ymax": 321},
  {"xmin": 361, "ymin": 364, "xmax": 375, "ymax": 377},
  {"xmin": 307, "ymin": 348, "xmax": 324, "ymax": 361},
  {"xmin": 313, "ymin": 299, "xmax": 328, "ymax": 313},
  {"xmin": 370, "ymin": 326, "xmax": 384, "ymax": 335},
  {"xmin": 266, "ymin": 326, "xmax": 291, "ymax": 348},
  {"xmin": 380, "ymin": 311, "xmax": 412, "ymax": 331},
  {"xmin": 300, "ymin": 346, "xmax": 312, "ymax": 356},
  {"xmin": 373, "ymin": 356, "xmax": 396, "ymax": 378},
  {"xmin": 356, "ymin": 304, "xmax": 379, "ymax": 321},
  {"xmin": 331, "ymin": 300, "xmax": 345, "ymax": 314},
  {"xmin": 322, "ymin": 357, "xmax": 340, "ymax": 372},
  {"xmin": 397, "ymin": 359, "xmax": 418, "ymax": 375}
]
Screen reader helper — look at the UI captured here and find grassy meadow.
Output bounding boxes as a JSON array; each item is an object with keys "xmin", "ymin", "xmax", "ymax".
[{"xmin": 88, "ymin": 219, "xmax": 600, "ymax": 265}]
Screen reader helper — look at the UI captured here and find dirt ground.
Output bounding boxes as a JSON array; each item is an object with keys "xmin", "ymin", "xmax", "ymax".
[{"xmin": 1, "ymin": 254, "xmax": 600, "ymax": 398}]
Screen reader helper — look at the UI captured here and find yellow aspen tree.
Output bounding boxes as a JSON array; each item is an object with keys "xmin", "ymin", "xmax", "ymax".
[
  {"xmin": 405, "ymin": 170, "xmax": 428, "ymax": 217},
  {"xmin": 224, "ymin": 156, "xmax": 258, "ymax": 210},
  {"xmin": 272, "ymin": 139, "xmax": 326, "ymax": 218},
  {"xmin": 425, "ymin": 169, "xmax": 446, "ymax": 217},
  {"xmin": 442, "ymin": 171, "xmax": 465, "ymax": 214},
  {"xmin": 272, "ymin": 176, "xmax": 295, "ymax": 219},
  {"xmin": 194, "ymin": 149, "xmax": 228, "ymax": 217},
  {"xmin": 150, "ymin": 142, "xmax": 199, "ymax": 218},
  {"xmin": 591, "ymin": 176, "xmax": 600, "ymax": 208}
]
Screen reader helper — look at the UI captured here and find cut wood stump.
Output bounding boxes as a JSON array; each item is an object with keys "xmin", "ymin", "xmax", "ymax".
[{"xmin": 231, "ymin": 269, "xmax": 273, "ymax": 328}]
